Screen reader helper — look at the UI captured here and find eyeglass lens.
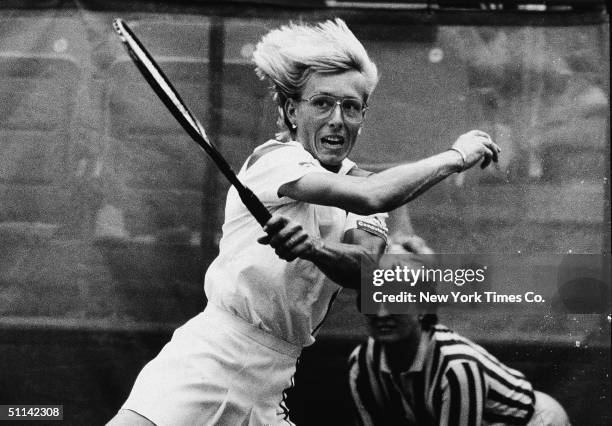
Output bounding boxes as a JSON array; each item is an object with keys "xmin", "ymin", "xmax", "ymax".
[{"xmin": 308, "ymin": 95, "xmax": 365, "ymax": 122}]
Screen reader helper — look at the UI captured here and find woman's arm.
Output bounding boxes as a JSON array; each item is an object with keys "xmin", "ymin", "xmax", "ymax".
[
  {"xmin": 258, "ymin": 215, "xmax": 386, "ymax": 289},
  {"xmin": 279, "ymin": 130, "xmax": 500, "ymax": 215},
  {"xmin": 303, "ymin": 226, "xmax": 386, "ymax": 289}
]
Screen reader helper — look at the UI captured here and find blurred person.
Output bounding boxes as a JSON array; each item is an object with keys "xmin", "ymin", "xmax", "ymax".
[
  {"xmin": 349, "ymin": 238, "xmax": 570, "ymax": 426},
  {"xmin": 108, "ymin": 19, "xmax": 500, "ymax": 426}
]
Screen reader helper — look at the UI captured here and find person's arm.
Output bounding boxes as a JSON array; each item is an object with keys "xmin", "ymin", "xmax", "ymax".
[
  {"xmin": 308, "ymin": 224, "xmax": 386, "ymax": 289},
  {"xmin": 436, "ymin": 363, "xmax": 485, "ymax": 426},
  {"xmin": 257, "ymin": 215, "xmax": 386, "ymax": 289},
  {"xmin": 279, "ymin": 130, "xmax": 500, "ymax": 215}
]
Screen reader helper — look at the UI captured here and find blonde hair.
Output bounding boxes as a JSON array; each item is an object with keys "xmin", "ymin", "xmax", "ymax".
[{"xmin": 253, "ymin": 18, "xmax": 378, "ymax": 139}]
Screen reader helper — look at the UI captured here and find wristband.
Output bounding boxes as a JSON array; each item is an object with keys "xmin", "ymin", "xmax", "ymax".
[{"xmin": 448, "ymin": 147, "xmax": 467, "ymax": 172}]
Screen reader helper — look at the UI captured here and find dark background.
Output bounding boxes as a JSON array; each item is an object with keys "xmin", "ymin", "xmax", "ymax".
[{"xmin": 0, "ymin": 326, "xmax": 609, "ymax": 425}]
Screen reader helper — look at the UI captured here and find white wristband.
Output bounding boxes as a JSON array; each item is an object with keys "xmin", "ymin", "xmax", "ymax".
[{"xmin": 448, "ymin": 147, "xmax": 467, "ymax": 172}]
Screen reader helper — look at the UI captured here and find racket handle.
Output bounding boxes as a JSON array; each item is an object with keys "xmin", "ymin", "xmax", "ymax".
[{"xmin": 238, "ymin": 186, "xmax": 272, "ymax": 227}]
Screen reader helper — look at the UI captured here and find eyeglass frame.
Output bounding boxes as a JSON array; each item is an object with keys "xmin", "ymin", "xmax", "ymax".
[{"xmin": 298, "ymin": 93, "xmax": 369, "ymax": 124}]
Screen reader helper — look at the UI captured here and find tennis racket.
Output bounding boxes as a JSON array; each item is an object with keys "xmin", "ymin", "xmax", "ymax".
[{"xmin": 112, "ymin": 18, "xmax": 271, "ymax": 227}]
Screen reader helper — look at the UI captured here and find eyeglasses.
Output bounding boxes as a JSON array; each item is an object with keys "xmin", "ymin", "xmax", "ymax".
[{"xmin": 300, "ymin": 94, "xmax": 368, "ymax": 124}]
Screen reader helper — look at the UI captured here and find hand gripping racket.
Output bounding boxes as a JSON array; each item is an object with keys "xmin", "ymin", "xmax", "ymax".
[{"xmin": 112, "ymin": 18, "xmax": 271, "ymax": 227}]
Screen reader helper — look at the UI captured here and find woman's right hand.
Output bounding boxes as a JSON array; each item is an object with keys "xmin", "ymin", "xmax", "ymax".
[
  {"xmin": 257, "ymin": 215, "xmax": 316, "ymax": 262},
  {"xmin": 451, "ymin": 130, "xmax": 501, "ymax": 171}
]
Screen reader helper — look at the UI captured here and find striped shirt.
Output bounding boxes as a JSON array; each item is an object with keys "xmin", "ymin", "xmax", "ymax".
[{"xmin": 349, "ymin": 324, "xmax": 535, "ymax": 426}]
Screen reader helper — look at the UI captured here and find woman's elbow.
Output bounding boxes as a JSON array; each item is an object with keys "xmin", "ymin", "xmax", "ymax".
[
  {"xmin": 353, "ymin": 194, "xmax": 387, "ymax": 215},
  {"xmin": 361, "ymin": 190, "xmax": 413, "ymax": 214}
]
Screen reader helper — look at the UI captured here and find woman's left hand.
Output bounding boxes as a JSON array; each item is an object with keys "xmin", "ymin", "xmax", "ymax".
[{"xmin": 451, "ymin": 130, "xmax": 501, "ymax": 170}]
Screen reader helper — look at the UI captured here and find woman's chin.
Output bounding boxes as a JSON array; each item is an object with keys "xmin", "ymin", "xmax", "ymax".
[{"xmin": 317, "ymin": 153, "xmax": 346, "ymax": 170}]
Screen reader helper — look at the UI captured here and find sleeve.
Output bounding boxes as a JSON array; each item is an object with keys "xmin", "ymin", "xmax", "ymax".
[
  {"xmin": 436, "ymin": 362, "xmax": 485, "ymax": 426},
  {"xmin": 344, "ymin": 212, "xmax": 389, "ymax": 244},
  {"xmin": 243, "ymin": 144, "xmax": 328, "ymax": 207},
  {"xmin": 348, "ymin": 345, "xmax": 377, "ymax": 426}
]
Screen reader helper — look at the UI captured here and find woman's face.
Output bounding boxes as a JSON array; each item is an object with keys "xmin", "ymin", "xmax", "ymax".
[{"xmin": 287, "ymin": 70, "xmax": 368, "ymax": 171}]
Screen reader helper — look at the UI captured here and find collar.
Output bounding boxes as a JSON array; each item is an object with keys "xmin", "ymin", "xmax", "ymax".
[
  {"xmin": 337, "ymin": 157, "xmax": 357, "ymax": 175},
  {"xmin": 254, "ymin": 139, "xmax": 302, "ymax": 152},
  {"xmin": 378, "ymin": 330, "xmax": 430, "ymax": 375},
  {"xmin": 263, "ymin": 139, "xmax": 355, "ymax": 175}
]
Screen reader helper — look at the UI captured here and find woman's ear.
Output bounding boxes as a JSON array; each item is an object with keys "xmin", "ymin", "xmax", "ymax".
[{"xmin": 284, "ymin": 98, "xmax": 298, "ymax": 127}]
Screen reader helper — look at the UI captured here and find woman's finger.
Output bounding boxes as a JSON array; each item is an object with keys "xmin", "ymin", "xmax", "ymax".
[
  {"xmin": 480, "ymin": 146, "xmax": 495, "ymax": 168},
  {"xmin": 284, "ymin": 232, "xmax": 308, "ymax": 250},
  {"xmin": 474, "ymin": 130, "xmax": 492, "ymax": 140},
  {"xmin": 476, "ymin": 138, "xmax": 498, "ymax": 163},
  {"xmin": 269, "ymin": 224, "xmax": 302, "ymax": 248},
  {"xmin": 263, "ymin": 215, "xmax": 288, "ymax": 234},
  {"xmin": 276, "ymin": 234, "xmax": 309, "ymax": 261},
  {"xmin": 293, "ymin": 241, "xmax": 314, "ymax": 258},
  {"xmin": 484, "ymin": 140, "xmax": 500, "ymax": 162},
  {"xmin": 487, "ymin": 144, "xmax": 498, "ymax": 163}
]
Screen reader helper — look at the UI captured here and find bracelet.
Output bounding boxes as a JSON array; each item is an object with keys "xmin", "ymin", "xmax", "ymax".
[{"xmin": 448, "ymin": 147, "xmax": 467, "ymax": 172}]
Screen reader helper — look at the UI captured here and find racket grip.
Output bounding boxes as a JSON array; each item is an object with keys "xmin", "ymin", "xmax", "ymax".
[{"xmin": 238, "ymin": 186, "xmax": 272, "ymax": 227}]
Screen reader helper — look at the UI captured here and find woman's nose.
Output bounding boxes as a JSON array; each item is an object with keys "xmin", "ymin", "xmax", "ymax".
[{"xmin": 327, "ymin": 102, "xmax": 344, "ymax": 126}]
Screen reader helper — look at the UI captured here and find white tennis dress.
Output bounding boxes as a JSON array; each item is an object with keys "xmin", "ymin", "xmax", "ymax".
[{"xmin": 121, "ymin": 140, "xmax": 387, "ymax": 425}]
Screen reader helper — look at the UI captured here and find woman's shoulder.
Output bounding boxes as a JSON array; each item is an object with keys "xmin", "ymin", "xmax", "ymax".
[
  {"xmin": 255, "ymin": 139, "xmax": 312, "ymax": 158},
  {"xmin": 254, "ymin": 139, "xmax": 304, "ymax": 151},
  {"xmin": 246, "ymin": 139, "xmax": 315, "ymax": 169}
]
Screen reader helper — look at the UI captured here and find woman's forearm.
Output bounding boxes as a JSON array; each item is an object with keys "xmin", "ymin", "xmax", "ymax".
[
  {"xmin": 299, "ymin": 228, "xmax": 386, "ymax": 289},
  {"xmin": 302, "ymin": 239, "xmax": 379, "ymax": 289},
  {"xmin": 280, "ymin": 150, "xmax": 462, "ymax": 216},
  {"xmin": 259, "ymin": 218, "xmax": 386, "ymax": 287},
  {"xmin": 360, "ymin": 150, "xmax": 462, "ymax": 213},
  {"xmin": 280, "ymin": 130, "xmax": 499, "ymax": 215}
]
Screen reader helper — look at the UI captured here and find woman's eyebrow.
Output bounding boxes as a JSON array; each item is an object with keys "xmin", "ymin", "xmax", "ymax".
[
  {"xmin": 312, "ymin": 90, "xmax": 335, "ymax": 96},
  {"xmin": 313, "ymin": 91, "xmax": 362, "ymax": 99}
]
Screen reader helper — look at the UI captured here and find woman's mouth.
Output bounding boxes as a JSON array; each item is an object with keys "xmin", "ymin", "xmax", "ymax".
[{"xmin": 320, "ymin": 135, "xmax": 345, "ymax": 149}]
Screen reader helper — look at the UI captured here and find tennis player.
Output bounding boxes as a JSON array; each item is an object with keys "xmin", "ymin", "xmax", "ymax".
[{"xmin": 108, "ymin": 19, "xmax": 500, "ymax": 425}]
